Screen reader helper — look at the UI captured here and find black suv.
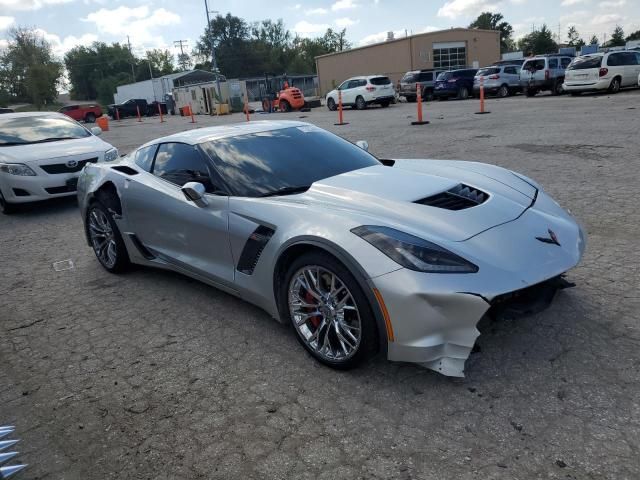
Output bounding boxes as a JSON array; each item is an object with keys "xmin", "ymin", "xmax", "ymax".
[
  {"xmin": 433, "ymin": 68, "xmax": 478, "ymax": 100},
  {"xmin": 399, "ymin": 69, "xmax": 444, "ymax": 102}
]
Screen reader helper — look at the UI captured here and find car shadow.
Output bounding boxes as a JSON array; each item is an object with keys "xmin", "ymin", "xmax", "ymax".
[{"xmin": 4, "ymin": 196, "xmax": 78, "ymax": 218}]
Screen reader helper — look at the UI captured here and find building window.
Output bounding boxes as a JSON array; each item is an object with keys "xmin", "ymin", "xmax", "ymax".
[{"xmin": 433, "ymin": 42, "xmax": 467, "ymax": 70}]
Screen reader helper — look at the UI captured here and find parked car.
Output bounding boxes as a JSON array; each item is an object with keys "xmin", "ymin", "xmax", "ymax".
[
  {"xmin": 107, "ymin": 99, "xmax": 167, "ymax": 119},
  {"xmin": 326, "ymin": 75, "xmax": 395, "ymax": 110},
  {"xmin": 520, "ymin": 54, "xmax": 573, "ymax": 96},
  {"xmin": 0, "ymin": 112, "xmax": 118, "ymax": 214},
  {"xmin": 473, "ymin": 65, "xmax": 522, "ymax": 97},
  {"xmin": 491, "ymin": 59, "xmax": 526, "ymax": 67},
  {"xmin": 398, "ymin": 69, "xmax": 444, "ymax": 102},
  {"xmin": 0, "ymin": 107, "xmax": 14, "ymax": 114},
  {"xmin": 58, "ymin": 103, "xmax": 103, "ymax": 123},
  {"xmin": 433, "ymin": 69, "xmax": 478, "ymax": 100},
  {"xmin": 564, "ymin": 51, "xmax": 640, "ymax": 95},
  {"xmin": 78, "ymin": 120, "xmax": 585, "ymax": 377}
]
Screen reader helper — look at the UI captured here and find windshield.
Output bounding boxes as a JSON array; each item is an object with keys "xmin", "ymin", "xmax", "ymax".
[
  {"xmin": 0, "ymin": 115, "xmax": 91, "ymax": 146},
  {"xmin": 476, "ymin": 67, "xmax": 500, "ymax": 76},
  {"xmin": 200, "ymin": 126, "xmax": 380, "ymax": 197},
  {"xmin": 568, "ymin": 55, "xmax": 603, "ymax": 70},
  {"xmin": 436, "ymin": 72, "xmax": 452, "ymax": 81},
  {"xmin": 401, "ymin": 72, "xmax": 418, "ymax": 83}
]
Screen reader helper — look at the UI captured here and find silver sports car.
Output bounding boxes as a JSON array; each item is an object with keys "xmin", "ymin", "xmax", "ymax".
[{"xmin": 78, "ymin": 121, "xmax": 585, "ymax": 377}]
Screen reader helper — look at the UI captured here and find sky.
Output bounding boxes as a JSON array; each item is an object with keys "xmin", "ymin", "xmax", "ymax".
[{"xmin": 0, "ymin": 0, "xmax": 639, "ymax": 61}]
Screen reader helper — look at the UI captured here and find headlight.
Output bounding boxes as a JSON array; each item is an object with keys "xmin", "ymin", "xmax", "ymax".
[
  {"xmin": 0, "ymin": 163, "xmax": 36, "ymax": 176},
  {"xmin": 351, "ymin": 225, "xmax": 478, "ymax": 273},
  {"xmin": 104, "ymin": 148, "xmax": 118, "ymax": 162}
]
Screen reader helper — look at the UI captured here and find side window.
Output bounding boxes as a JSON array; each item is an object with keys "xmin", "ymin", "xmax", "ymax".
[
  {"xmin": 420, "ymin": 72, "xmax": 433, "ymax": 81},
  {"xmin": 623, "ymin": 52, "xmax": 638, "ymax": 65},
  {"xmin": 134, "ymin": 145, "xmax": 157, "ymax": 172},
  {"xmin": 548, "ymin": 58, "xmax": 558, "ymax": 69},
  {"xmin": 338, "ymin": 80, "xmax": 349, "ymax": 90},
  {"xmin": 357, "ymin": 79, "xmax": 367, "ymax": 88},
  {"xmin": 607, "ymin": 53, "xmax": 621, "ymax": 66},
  {"xmin": 152, "ymin": 143, "xmax": 217, "ymax": 193},
  {"xmin": 561, "ymin": 58, "xmax": 572, "ymax": 68}
]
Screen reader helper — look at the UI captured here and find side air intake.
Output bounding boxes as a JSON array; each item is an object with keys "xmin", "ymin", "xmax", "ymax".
[
  {"xmin": 237, "ymin": 225, "xmax": 275, "ymax": 275},
  {"xmin": 415, "ymin": 184, "xmax": 488, "ymax": 210}
]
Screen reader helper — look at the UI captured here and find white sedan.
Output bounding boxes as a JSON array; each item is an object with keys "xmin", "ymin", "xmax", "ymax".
[{"xmin": 0, "ymin": 112, "xmax": 118, "ymax": 214}]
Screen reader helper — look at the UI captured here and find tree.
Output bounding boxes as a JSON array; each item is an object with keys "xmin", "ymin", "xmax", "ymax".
[
  {"xmin": 588, "ymin": 34, "xmax": 599, "ymax": 45},
  {"xmin": 627, "ymin": 30, "xmax": 640, "ymax": 41},
  {"xmin": 567, "ymin": 26, "xmax": 585, "ymax": 48},
  {"xmin": 0, "ymin": 27, "xmax": 62, "ymax": 108},
  {"xmin": 605, "ymin": 25, "xmax": 625, "ymax": 46},
  {"xmin": 177, "ymin": 52, "xmax": 192, "ymax": 71},
  {"xmin": 517, "ymin": 25, "xmax": 558, "ymax": 55},
  {"xmin": 469, "ymin": 12, "xmax": 514, "ymax": 53}
]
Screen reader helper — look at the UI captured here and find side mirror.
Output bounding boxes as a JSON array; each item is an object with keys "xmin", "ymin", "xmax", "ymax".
[
  {"xmin": 91, "ymin": 126, "xmax": 102, "ymax": 136},
  {"xmin": 355, "ymin": 140, "xmax": 369, "ymax": 152},
  {"xmin": 182, "ymin": 182, "xmax": 209, "ymax": 207}
]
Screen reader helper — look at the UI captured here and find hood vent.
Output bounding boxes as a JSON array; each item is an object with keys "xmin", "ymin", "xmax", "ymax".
[{"xmin": 415, "ymin": 184, "xmax": 488, "ymax": 210}]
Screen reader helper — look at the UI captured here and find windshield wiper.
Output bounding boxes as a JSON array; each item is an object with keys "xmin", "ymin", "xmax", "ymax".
[
  {"xmin": 259, "ymin": 185, "xmax": 312, "ymax": 197},
  {"xmin": 32, "ymin": 136, "xmax": 83, "ymax": 143}
]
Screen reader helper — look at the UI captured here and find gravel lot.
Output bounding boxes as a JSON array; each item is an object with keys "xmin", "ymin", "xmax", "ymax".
[{"xmin": 2, "ymin": 90, "xmax": 640, "ymax": 479}]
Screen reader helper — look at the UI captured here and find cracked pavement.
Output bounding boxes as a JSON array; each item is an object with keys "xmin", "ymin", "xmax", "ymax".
[{"xmin": 1, "ymin": 90, "xmax": 639, "ymax": 479}]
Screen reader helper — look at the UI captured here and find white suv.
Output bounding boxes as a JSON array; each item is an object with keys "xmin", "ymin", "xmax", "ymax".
[
  {"xmin": 326, "ymin": 75, "xmax": 395, "ymax": 110},
  {"xmin": 564, "ymin": 50, "xmax": 640, "ymax": 95},
  {"xmin": 0, "ymin": 112, "xmax": 117, "ymax": 214}
]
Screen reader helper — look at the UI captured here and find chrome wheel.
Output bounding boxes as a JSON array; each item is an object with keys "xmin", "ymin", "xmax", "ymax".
[
  {"xmin": 288, "ymin": 265, "xmax": 362, "ymax": 361},
  {"xmin": 88, "ymin": 208, "xmax": 117, "ymax": 269}
]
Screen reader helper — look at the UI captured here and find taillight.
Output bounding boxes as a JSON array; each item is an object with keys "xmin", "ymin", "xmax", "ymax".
[
  {"xmin": 599, "ymin": 67, "xmax": 608, "ymax": 77},
  {"xmin": 366, "ymin": 85, "xmax": 375, "ymax": 92},
  {"xmin": 544, "ymin": 70, "xmax": 550, "ymax": 80},
  {"xmin": 489, "ymin": 74, "xmax": 500, "ymax": 79}
]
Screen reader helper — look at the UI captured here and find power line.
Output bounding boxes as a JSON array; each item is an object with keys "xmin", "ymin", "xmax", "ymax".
[{"xmin": 173, "ymin": 39, "xmax": 189, "ymax": 56}]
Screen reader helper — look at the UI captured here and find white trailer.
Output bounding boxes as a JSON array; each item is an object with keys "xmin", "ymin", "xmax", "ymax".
[{"xmin": 114, "ymin": 79, "xmax": 163, "ymax": 104}]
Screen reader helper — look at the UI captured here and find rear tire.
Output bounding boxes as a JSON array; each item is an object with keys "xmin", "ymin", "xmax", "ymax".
[
  {"xmin": 498, "ymin": 85, "xmax": 510, "ymax": 98},
  {"xmin": 355, "ymin": 96, "xmax": 366, "ymax": 110},
  {"xmin": 282, "ymin": 251, "xmax": 378, "ymax": 370},
  {"xmin": 457, "ymin": 87, "xmax": 469, "ymax": 100},
  {"xmin": 327, "ymin": 97, "xmax": 336, "ymax": 111},
  {"xmin": 280, "ymin": 100, "xmax": 291, "ymax": 112},
  {"xmin": 609, "ymin": 77, "xmax": 621, "ymax": 93},
  {"xmin": 87, "ymin": 201, "xmax": 130, "ymax": 273},
  {"xmin": 0, "ymin": 190, "xmax": 16, "ymax": 215}
]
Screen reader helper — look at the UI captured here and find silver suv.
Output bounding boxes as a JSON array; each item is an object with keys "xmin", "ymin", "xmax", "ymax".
[
  {"xmin": 473, "ymin": 65, "xmax": 522, "ymax": 97},
  {"xmin": 520, "ymin": 55, "xmax": 573, "ymax": 96},
  {"xmin": 399, "ymin": 69, "xmax": 443, "ymax": 102}
]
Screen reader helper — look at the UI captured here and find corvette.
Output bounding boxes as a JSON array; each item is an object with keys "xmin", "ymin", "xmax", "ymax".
[{"xmin": 78, "ymin": 121, "xmax": 585, "ymax": 377}]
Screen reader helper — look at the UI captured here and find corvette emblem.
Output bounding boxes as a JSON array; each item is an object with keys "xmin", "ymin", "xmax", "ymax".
[{"xmin": 536, "ymin": 229, "xmax": 561, "ymax": 246}]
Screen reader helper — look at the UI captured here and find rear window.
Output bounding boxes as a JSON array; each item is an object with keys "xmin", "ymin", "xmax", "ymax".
[
  {"xmin": 370, "ymin": 76, "xmax": 391, "ymax": 85},
  {"xmin": 476, "ymin": 67, "xmax": 500, "ymax": 76},
  {"xmin": 418, "ymin": 72, "xmax": 433, "ymax": 81},
  {"xmin": 568, "ymin": 56, "xmax": 602, "ymax": 70},
  {"xmin": 401, "ymin": 72, "xmax": 418, "ymax": 83}
]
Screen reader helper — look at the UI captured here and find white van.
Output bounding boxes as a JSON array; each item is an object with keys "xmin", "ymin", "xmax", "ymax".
[{"xmin": 564, "ymin": 51, "xmax": 640, "ymax": 95}]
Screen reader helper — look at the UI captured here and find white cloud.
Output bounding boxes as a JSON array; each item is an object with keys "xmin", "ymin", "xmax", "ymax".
[
  {"xmin": 331, "ymin": 0, "xmax": 358, "ymax": 11},
  {"xmin": 335, "ymin": 17, "xmax": 358, "ymax": 27},
  {"xmin": 359, "ymin": 29, "xmax": 405, "ymax": 45},
  {"xmin": 561, "ymin": 0, "xmax": 587, "ymax": 5},
  {"xmin": 0, "ymin": 15, "xmax": 15, "ymax": 30},
  {"xmin": 418, "ymin": 25, "xmax": 439, "ymax": 33},
  {"xmin": 83, "ymin": 6, "xmax": 180, "ymax": 49},
  {"xmin": 306, "ymin": 7, "xmax": 329, "ymax": 15},
  {"xmin": 590, "ymin": 13, "xmax": 623, "ymax": 24},
  {"xmin": 0, "ymin": 0, "xmax": 72, "ymax": 11},
  {"xmin": 0, "ymin": 38, "xmax": 8, "ymax": 51},
  {"xmin": 293, "ymin": 20, "xmax": 331, "ymax": 36},
  {"xmin": 437, "ymin": 0, "xmax": 500, "ymax": 19},
  {"xmin": 598, "ymin": 0, "xmax": 625, "ymax": 7},
  {"xmin": 33, "ymin": 29, "xmax": 99, "ymax": 56}
]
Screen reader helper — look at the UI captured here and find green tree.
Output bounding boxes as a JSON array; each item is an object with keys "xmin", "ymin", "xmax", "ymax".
[
  {"xmin": 518, "ymin": 25, "xmax": 558, "ymax": 55},
  {"xmin": 469, "ymin": 12, "xmax": 514, "ymax": 53},
  {"xmin": 588, "ymin": 34, "xmax": 599, "ymax": 45},
  {"xmin": 627, "ymin": 30, "xmax": 640, "ymax": 41},
  {"xmin": 177, "ymin": 52, "xmax": 192, "ymax": 71},
  {"xmin": 135, "ymin": 49, "xmax": 174, "ymax": 80},
  {"xmin": 567, "ymin": 26, "xmax": 585, "ymax": 47},
  {"xmin": 605, "ymin": 25, "xmax": 625, "ymax": 46},
  {"xmin": 0, "ymin": 27, "xmax": 62, "ymax": 108}
]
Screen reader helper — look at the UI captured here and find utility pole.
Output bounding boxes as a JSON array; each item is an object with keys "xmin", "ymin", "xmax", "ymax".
[
  {"xmin": 204, "ymin": 0, "xmax": 222, "ymax": 107},
  {"xmin": 174, "ymin": 39, "xmax": 188, "ymax": 56},
  {"xmin": 127, "ymin": 35, "xmax": 135, "ymax": 83}
]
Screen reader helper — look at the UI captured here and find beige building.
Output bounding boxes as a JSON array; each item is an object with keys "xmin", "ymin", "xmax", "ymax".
[{"xmin": 315, "ymin": 28, "xmax": 500, "ymax": 95}]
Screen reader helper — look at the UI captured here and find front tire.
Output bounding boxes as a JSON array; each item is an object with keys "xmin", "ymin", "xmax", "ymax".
[
  {"xmin": 282, "ymin": 251, "xmax": 377, "ymax": 369},
  {"xmin": 327, "ymin": 97, "xmax": 336, "ymax": 111},
  {"xmin": 457, "ymin": 87, "xmax": 469, "ymax": 100},
  {"xmin": 87, "ymin": 202, "xmax": 130, "ymax": 273},
  {"xmin": 355, "ymin": 96, "xmax": 366, "ymax": 110},
  {"xmin": 279, "ymin": 100, "xmax": 291, "ymax": 112},
  {"xmin": 0, "ymin": 190, "xmax": 16, "ymax": 214},
  {"xmin": 498, "ymin": 85, "xmax": 510, "ymax": 98}
]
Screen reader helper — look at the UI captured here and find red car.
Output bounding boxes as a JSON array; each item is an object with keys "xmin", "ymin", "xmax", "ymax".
[{"xmin": 58, "ymin": 104, "xmax": 103, "ymax": 123}]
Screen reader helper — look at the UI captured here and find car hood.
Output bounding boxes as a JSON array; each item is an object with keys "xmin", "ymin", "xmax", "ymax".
[
  {"xmin": 0, "ymin": 136, "xmax": 111, "ymax": 163},
  {"xmin": 301, "ymin": 159, "xmax": 537, "ymax": 242}
]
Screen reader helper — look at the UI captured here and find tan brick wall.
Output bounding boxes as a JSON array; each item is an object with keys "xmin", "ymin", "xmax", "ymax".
[{"xmin": 315, "ymin": 28, "xmax": 500, "ymax": 95}]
